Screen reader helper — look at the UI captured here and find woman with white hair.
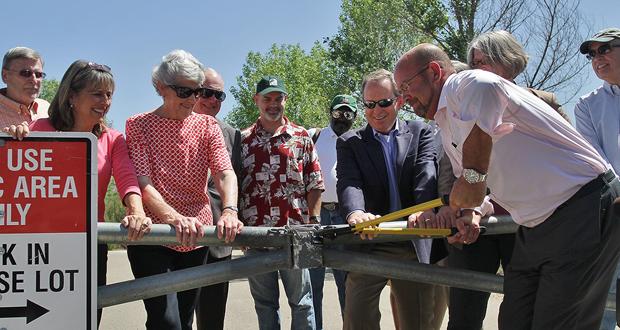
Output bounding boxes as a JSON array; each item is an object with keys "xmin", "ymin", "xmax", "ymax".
[
  {"xmin": 467, "ymin": 30, "xmax": 571, "ymax": 122},
  {"xmin": 125, "ymin": 50, "xmax": 243, "ymax": 330}
]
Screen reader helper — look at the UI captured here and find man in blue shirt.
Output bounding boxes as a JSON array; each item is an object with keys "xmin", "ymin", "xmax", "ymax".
[{"xmin": 574, "ymin": 27, "xmax": 620, "ymax": 330}]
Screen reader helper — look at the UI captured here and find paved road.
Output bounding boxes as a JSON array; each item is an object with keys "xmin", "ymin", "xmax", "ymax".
[{"xmin": 100, "ymin": 250, "xmax": 504, "ymax": 330}]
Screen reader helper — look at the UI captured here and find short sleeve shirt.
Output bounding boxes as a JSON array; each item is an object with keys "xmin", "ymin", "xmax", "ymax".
[
  {"xmin": 125, "ymin": 112, "xmax": 232, "ymax": 252},
  {"xmin": 240, "ymin": 117, "xmax": 324, "ymax": 227}
]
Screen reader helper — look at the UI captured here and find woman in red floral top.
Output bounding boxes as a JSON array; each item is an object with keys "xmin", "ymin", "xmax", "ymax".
[{"xmin": 125, "ymin": 50, "xmax": 243, "ymax": 330}]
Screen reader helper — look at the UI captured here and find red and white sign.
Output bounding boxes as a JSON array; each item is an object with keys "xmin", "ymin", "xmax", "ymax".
[{"xmin": 0, "ymin": 132, "xmax": 97, "ymax": 329}]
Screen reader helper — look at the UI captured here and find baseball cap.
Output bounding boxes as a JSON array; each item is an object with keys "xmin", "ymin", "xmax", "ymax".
[
  {"xmin": 256, "ymin": 76, "xmax": 287, "ymax": 95},
  {"xmin": 330, "ymin": 94, "xmax": 357, "ymax": 111},
  {"xmin": 579, "ymin": 28, "xmax": 620, "ymax": 54}
]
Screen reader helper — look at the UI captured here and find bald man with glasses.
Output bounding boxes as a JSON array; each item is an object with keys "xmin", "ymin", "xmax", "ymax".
[{"xmin": 0, "ymin": 46, "xmax": 49, "ymax": 128}]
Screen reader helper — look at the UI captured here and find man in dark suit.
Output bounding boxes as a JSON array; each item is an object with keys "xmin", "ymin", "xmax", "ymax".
[
  {"xmin": 336, "ymin": 69, "xmax": 439, "ymax": 330},
  {"xmin": 193, "ymin": 68, "xmax": 242, "ymax": 330}
]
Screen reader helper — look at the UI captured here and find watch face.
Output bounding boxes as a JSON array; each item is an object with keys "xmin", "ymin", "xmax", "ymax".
[{"xmin": 463, "ymin": 169, "xmax": 485, "ymax": 184}]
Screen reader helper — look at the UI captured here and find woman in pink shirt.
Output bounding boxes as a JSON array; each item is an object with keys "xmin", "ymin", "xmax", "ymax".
[{"xmin": 3, "ymin": 60, "xmax": 151, "ymax": 326}]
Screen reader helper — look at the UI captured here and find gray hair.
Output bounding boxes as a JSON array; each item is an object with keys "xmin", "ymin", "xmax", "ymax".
[
  {"xmin": 467, "ymin": 30, "xmax": 528, "ymax": 79},
  {"xmin": 361, "ymin": 69, "xmax": 398, "ymax": 98},
  {"xmin": 2, "ymin": 46, "xmax": 43, "ymax": 70},
  {"xmin": 451, "ymin": 60, "xmax": 470, "ymax": 73},
  {"xmin": 152, "ymin": 50, "xmax": 205, "ymax": 93}
]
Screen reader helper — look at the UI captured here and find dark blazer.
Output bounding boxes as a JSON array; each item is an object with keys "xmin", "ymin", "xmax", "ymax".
[
  {"xmin": 208, "ymin": 119, "xmax": 242, "ymax": 258},
  {"xmin": 336, "ymin": 119, "xmax": 438, "ymax": 263}
]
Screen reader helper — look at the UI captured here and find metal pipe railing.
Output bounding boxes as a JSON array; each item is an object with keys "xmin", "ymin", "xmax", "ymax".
[
  {"xmin": 98, "ymin": 249, "xmax": 290, "ymax": 308},
  {"xmin": 98, "ymin": 222, "xmax": 290, "ymax": 247}
]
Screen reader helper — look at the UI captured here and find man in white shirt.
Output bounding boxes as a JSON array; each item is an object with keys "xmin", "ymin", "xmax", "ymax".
[
  {"xmin": 574, "ymin": 27, "xmax": 620, "ymax": 330},
  {"xmin": 308, "ymin": 94, "xmax": 356, "ymax": 329},
  {"xmin": 394, "ymin": 43, "xmax": 620, "ymax": 329}
]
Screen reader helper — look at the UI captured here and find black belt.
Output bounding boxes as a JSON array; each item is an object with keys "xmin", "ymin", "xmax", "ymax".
[
  {"xmin": 322, "ymin": 202, "xmax": 338, "ymax": 211},
  {"xmin": 556, "ymin": 170, "xmax": 616, "ymax": 211}
]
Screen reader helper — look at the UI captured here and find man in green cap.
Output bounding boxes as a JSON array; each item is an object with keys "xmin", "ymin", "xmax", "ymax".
[
  {"xmin": 574, "ymin": 27, "xmax": 620, "ymax": 330},
  {"xmin": 240, "ymin": 75, "xmax": 324, "ymax": 329},
  {"xmin": 307, "ymin": 94, "xmax": 358, "ymax": 329}
]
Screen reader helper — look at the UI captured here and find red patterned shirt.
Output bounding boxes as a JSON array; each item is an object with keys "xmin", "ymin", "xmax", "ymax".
[
  {"xmin": 240, "ymin": 116, "xmax": 324, "ymax": 227},
  {"xmin": 126, "ymin": 112, "xmax": 232, "ymax": 252}
]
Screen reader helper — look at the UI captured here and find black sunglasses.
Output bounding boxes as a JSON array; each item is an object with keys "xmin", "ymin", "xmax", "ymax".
[
  {"xmin": 7, "ymin": 69, "xmax": 46, "ymax": 79},
  {"xmin": 363, "ymin": 98, "xmax": 396, "ymax": 109},
  {"xmin": 586, "ymin": 43, "xmax": 620, "ymax": 61},
  {"xmin": 86, "ymin": 62, "xmax": 112, "ymax": 73},
  {"xmin": 198, "ymin": 88, "xmax": 226, "ymax": 102},
  {"xmin": 331, "ymin": 110, "xmax": 356, "ymax": 120},
  {"xmin": 168, "ymin": 85, "xmax": 203, "ymax": 99}
]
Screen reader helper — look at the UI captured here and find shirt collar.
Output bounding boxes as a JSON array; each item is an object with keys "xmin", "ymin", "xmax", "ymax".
[
  {"xmin": 372, "ymin": 119, "xmax": 400, "ymax": 137},
  {"xmin": 324, "ymin": 125, "xmax": 338, "ymax": 138},
  {"xmin": 436, "ymin": 73, "xmax": 456, "ymax": 120},
  {"xmin": 0, "ymin": 88, "xmax": 38, "ymax": 116},
  {"xmin": 603, "ymin": 81, "xmax": 620, "ymax": 96}
]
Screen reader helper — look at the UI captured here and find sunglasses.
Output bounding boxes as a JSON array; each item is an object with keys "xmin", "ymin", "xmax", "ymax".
[
  {"xmin": 199, "ymin": 88, "xmax": 226, "ymax": 102},
  {"xmin": 331, "ymin": 109, "xmax": 356, "ymax": 120},
  {"xmin": 6, "ymin": 69, "xmax": 46, "ymax": 79},
  {"xmin": 586, "ymin": 43, "xmax": 620, "ymax": 61},
  {"xmin": 363, "ymin": 98, "xmax": 396, "ymax": 109},
  {"xmin": 87, "ymin": 62, "xmax": 112, "ymax": 73},
  {"xmin": 168, "ymin": 85, "xmax": 203, "ymax": 99}
]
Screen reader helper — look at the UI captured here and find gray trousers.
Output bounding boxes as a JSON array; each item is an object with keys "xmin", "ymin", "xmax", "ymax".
[{"xmin": 499, "ymin": 171, "xmax": 620, "ymax": 330}]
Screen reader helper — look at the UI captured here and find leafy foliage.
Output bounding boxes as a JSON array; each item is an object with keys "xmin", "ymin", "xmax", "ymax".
[
  {"xmin": 39, "ymin": 79, "xmax": 59, "ymax": 102},
  {"xmin": 226, "ymin": 43, "xmax": 342, "ymax": 130}
]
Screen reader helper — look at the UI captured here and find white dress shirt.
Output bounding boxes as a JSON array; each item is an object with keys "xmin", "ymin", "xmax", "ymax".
[{"xmin": 435, "ymin": 70, "xmax": 609, "ymax": 227}]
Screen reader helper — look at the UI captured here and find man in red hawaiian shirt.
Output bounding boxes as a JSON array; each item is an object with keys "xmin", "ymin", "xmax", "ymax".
[{"xmin": 240, "ymin": 76, "xmax": 324, "ymax": 329}]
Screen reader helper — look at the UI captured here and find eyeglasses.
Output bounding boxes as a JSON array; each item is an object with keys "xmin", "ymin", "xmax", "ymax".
[
  {"xmin": 331, "ymin": 109, "xmax": 356, "ymax": 120},
  {"xmin": 398, "ymin": 64, "xmax": 429, "ymax": 94},
  {"xmin": 168, "ymin": 85, "xmax": 203, "ymax": 98},
  {"xmin": 363, "ymin": 98, "xmax": 396, "ymax": 109},
  {"xmin": 198, "ymin": 88, "xmax": 226, "ymax": 102},
  {"xmin": 586, "ymin": 43, "xmax": 620, "ymax": 61},
  {"xmin": 6, "ymin": 69, "xmax": 46, "ymax": 79},
  {"xmin": 87, "ymin": 62, "xmax": 112, "ymax": 73}
]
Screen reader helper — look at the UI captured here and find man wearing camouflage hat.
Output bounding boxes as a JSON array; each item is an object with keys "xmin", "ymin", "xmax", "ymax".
[
  {"xmin": 574, "ymin": 27, "xmax": 620, "ymax": 329},
  {"xmin": 307, "ymin": 94, "xmax": 357, "ymax": 329}
]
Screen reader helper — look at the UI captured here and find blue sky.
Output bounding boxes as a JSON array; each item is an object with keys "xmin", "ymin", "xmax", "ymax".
[{"xmin": 1, "ymin": 0, "xmax": 617, "ymax": 132}]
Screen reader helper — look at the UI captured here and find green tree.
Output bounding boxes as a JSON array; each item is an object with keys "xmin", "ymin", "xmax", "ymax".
[
  {"xmin": 325, "ymin": 0, "xmax": 436, "ymax": 94},
  {"xmin": 226, "ymin": 43, "xmax": 342, "ymax": 130},
  {"xmin": 407, "ymin": 0, "xmax": 588, "ymax": 97},
  {"xmin": 39, "ymin": 79, "xmax": 59, "ymax": 102},
  {"xmin": 104, "ymin": 179, "xmax": 125, "ymax": 223}
]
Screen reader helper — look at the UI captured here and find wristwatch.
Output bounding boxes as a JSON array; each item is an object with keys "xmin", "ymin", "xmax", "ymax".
[
  {"xmin": 462, "ymin": 168, "xmax": 487, "ymax": 184},
  {"xmin": 222, "ymin": 206, "xmax": 239, "ymax": 213},
  {"xmin": 309, "ymin": 215, "xmax": 321, "ymax": 223}
]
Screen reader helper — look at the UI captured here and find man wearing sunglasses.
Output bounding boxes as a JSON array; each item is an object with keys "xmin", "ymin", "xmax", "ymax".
[
  {"xmin": 307, "ymin": 94, "xmax": 357, "ymax": 329},
  {"xmin": 193, "ymin": 68, "xmax": 241, "ymax": 330},
  {"xmin": 336, "ymin": 69, "xmax": 439, "ymax": 330},
  {"xmin": 0, "ymin": 47, "xmax": 49, "ymax": 128},
  {"xmin": 574, "ymin": 27, "xmax": 620, "ymax": 330},
  {"xmin": 394, "ymin": 43, "xmax": 620, "ymax": 329}
]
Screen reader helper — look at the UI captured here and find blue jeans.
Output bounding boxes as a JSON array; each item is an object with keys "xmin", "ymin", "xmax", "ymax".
[
  {"xmin": 600, "ymin": 261, "xmax": 620, "ymax": 329},
  {"xmin": 308, "ymin": 206, "xmax": 348, "ymax": 330},
  {"xmin": 245, "ymin": 249, "xmax": 315, "ymax": 330}
]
